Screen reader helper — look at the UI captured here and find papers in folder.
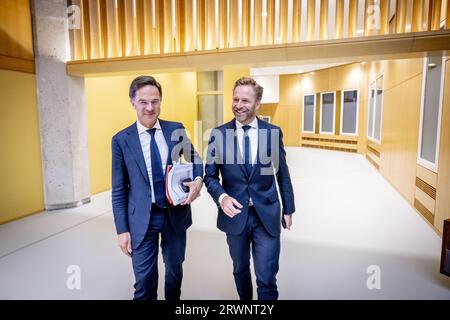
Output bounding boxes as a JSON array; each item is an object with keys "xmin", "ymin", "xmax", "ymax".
[{"xmin": 165, "ymin": 162, "xmax": 193, "ymax": 206}]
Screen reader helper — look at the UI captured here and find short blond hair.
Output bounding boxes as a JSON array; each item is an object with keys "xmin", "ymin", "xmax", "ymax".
[{"xmin": 233, "ymin": 77, "xmax": 264, "ymax": 103}]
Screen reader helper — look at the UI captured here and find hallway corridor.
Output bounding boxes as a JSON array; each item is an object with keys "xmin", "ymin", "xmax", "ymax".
[{"xmin": 0, "ymin": 147, "xmax": 449, "ymax": 299}]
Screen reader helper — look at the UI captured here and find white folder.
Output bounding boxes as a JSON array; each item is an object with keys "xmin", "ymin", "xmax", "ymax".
[{"xmin": 165, "ymin": 162, "xmax": 193, "ymax": 206}]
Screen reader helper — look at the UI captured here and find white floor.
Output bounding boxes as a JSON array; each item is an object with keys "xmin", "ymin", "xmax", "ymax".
[{"xmin": 0, "ymin": 147, "xmax": 449, "ymax": 299}]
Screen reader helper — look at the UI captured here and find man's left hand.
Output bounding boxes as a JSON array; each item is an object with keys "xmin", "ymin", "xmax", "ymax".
[{"xmin": 181, "ymin": 178, "xmax": 203, "ymax": 205}]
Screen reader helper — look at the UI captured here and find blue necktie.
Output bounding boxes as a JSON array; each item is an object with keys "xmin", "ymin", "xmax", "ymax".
[
  {"xmin": 147, "ymin": 128, "xmax": 167, "ymax": 208},
  {"xmin": 242, "ymin": 125, "xmax": 252, "ymax": 175}
]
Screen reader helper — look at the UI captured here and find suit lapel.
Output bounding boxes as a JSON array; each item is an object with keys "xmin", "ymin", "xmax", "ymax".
[{"xmin": 125, "ymin": 123, "xmax": 150, "ymax": 185}]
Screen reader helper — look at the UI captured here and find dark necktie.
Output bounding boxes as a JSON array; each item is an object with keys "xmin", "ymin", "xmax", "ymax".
[
  {"xmin": 242, "ymin": 125, "xmax": 252, "ymax": 175},
  {"xmin": 147, "ymin": 128, "xmax": 167, "ymax": 208}
]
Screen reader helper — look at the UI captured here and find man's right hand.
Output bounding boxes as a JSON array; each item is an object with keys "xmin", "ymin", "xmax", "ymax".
[
  {"xmin": 118, "ymin": 232, "xmax": 132, "ymax": 257},
  {"xmin": 221, "ymin": 196, "xmax": 243, "ymax": 218}
]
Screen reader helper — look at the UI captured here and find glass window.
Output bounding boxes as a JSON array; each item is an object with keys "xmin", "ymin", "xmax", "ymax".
[
  {"xmin": 341, "ymin": 90, "xmax": 358, "ymax": 135},
  {"xmin": 320, "ymin": 92, "xmax": 335, "ymax": 134},
  {"xmin": 418, "ymin": 53, "xmax": 445, "ymax": 172},
  {"xmin": 367, "ymin": 85, "xmax": 375, "ymax": 138},
  {"xmin": 197, "ymin": 71, "xmax": 223, "ymax": 155},
  {"xmin": 302, "ymin": 94, "xmax": 315, "ymax": 133},
  {"xmin": 374, "ymin": 76, "xmax": 383, "ymax": 141},
  {"xmin": 367, "ymin": 75, "xmax": 383, "ymax": 143}
]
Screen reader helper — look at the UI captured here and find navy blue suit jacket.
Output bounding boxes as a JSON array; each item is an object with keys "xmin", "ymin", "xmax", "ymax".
[
  {"xmin": 204, "ymin": 118, "xmax": 295, "ymax": 237},
  {"xmin": 111, "ymin": 119, "xmax": 203, "ymax": 249}
]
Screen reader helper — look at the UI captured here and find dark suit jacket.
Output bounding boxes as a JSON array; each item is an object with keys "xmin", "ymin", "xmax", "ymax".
[
  {"xmin": 111, "ymin": 119, "xmax": 203, "ymax": 249},
  {"xmin": 204, "ymin": 118, "xmax": 295, "ymax": 237}
]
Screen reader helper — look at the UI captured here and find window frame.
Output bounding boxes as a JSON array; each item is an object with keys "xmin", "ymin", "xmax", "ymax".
[
  {"xmin": 417, "ymin": 55, "xmax": 446, "ymax": 173},
  {"xmin": 366, "ymin": 73, "xmax": 384, "ymax": 144},
  {"xmin": 340, "ymin": 89, "xmax": 360, "ymax": 136},
  {"xmin": 302, "ymin": 93, "xmax": 316, "ymax": 134},
  {"xmin": 319, "ymin": 91, "xmax": 336, "ymax": 135},
  {"xmin": 367, "ymin": 82, "xmax": 375, "ymax": 139}
]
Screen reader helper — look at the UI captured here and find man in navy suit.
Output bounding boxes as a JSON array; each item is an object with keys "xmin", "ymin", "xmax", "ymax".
[
  {"xmin": 111, "ymin": 76, "xmax": 203, "ymax": 300},
  {"xmin": 204, "ymin": 77, "xmax": 295, "ymax": 300}
]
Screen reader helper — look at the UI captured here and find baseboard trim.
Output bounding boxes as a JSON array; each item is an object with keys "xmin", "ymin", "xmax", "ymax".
[{"xmin": 45, "ymin": 197, "xmax": 91, "ymax": 211}]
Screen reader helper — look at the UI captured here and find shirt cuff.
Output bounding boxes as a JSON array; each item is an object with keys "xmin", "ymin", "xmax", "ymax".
[
  {"xmin": 218, "ymin": 193, "xmax": 228, "ymax": 206},
  {"xmin": 194, "ymin": 176, "xmax": 203, "ymax": 182}
]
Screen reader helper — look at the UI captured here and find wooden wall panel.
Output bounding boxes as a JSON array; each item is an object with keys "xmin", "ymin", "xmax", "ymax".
[
  {"xmin": 347, "ymin": 0, "xmax": 358, "ymax": 38},
  {"xmin": 258, "ymin": 103, "xmax": 278, "ymax": 124},
  {"xmin": 87, "ymin": 0, "xmax": 103, "ymax": 58},
  {"xmin": 279, "ymin": 73, "xmax": 301, "ymax": 106},
  {"xmin": 412, "ymin": 0, "xmax": 425, "ymax": 32},
  {"xmin": 431, "ymin": 0, "xmax": 443, "ymax": 30},
  {"xmin": 204, "ymin": 0, "xmax": 216, "ymax": 49},
  {"xmin": 0, "ymin": 0, "xmax": 35, "ymax": 73},
  {"xmin": 319, "ymin": 0, "xmax": 328, "ymax": 40},
  {"xmin": 70, "ymin": 0, "xmax": 450, "ymax": 60},
  {"xmin": 335, "ymin": 90, "xmax": 341, "ymax": 135},
  {"xmin": 383, "ymin": 58, "xmax": 423, "ymax": 91},
  {"xmin": 279, "ymin": 0, "xmax": 289, "ymax": 43},
  {"xmin": 218, "ymin": 0, "xmax": 228, "ymax": 48},
  {"xmin": 0, "ymin": 70, "xmax": 44, "ymax": 223},
  {"xmin": 447, "ymin": 0, "xmax": 450, "ymax": 29},
  {"xmin": 395, "ymin": 0, "xmax": 408, "ymax": 34},
  {"xmin": 260, "ymin": 63, "xmax": 365, "ymax": 147},
  {"xmin": 335, "ymin": 0, "xmax": 344, "ymax": 39},
  {"xmin": 329, "ymin": 63, "xmax": 363, "ymax": 89},
  {"xmin": 361, "ymin": 56, "xmax": 450, "ymax": 235},
  {"xmin": 307, "ymin": 0, "xmax": 316, "ymax": 41},
  {"xmin": 417, "ymin": 164, "xmax": 438, "ymax": 188},
  {"xmin": 267, "ymin": 0, "xmax": 276, "ymax": 44},
  {"xmin": 228, "ymin": 0, "xmax": 239, "ymax": 48},
  {"xmin": 443, "ymin": 0, "xmax": 449, "ymax": 23},
  {"xmin": 379, "ymin": 0, "xmax": 390, "ymax": 35},
  {"xmin": 258, "ymin": 103, "xmax": 301, "ymax": 147},
  {"xmin": 292, "ymin": 0, "xmax": 301, "ymax": 42},
  {"xmin": 379, "ymin": 66, "xmax": 422, "ymax": 204},
  {"xmin": 265, "ymin": 74, "xmax": 303, "ymax": 146},
  {"xmin": 253, "ymin": 0, "xmax": 262, "ymax": 45}
]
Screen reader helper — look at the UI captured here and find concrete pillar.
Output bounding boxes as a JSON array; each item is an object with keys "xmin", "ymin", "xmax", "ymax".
[{"xmin": 31, "ymin": 0, "xmax": 90, "ymax": 210}]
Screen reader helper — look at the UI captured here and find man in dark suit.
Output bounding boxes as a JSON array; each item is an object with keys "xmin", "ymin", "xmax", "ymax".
[
  {"xmin": 204, "ymin": 77, "xmax": 295, "ymax": 300},
  {"xmin": 111, "ymin": 76, "xmax": 203, "ymax": 300}
]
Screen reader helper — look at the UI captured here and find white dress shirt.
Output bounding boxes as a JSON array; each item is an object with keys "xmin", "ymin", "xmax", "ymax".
[
  {"xmin": 219, "ymin": 117, "xmax": 259, "ymax": 206},
  {"xmin": 137, "ymin": 120, "xmax": 169, "ymax": 204}
]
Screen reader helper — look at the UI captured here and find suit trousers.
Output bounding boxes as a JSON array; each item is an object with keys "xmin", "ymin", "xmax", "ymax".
[
  {"xmin": 131, "ymin": 205, "xmax": 186, "ymax": 300},
  {"xmin": 226, "ymin": 206, "xmax": 280, "ymax": 300}
]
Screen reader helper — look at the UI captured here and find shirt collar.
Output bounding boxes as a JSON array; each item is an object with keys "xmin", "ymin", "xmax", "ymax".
[
  {"xmin": 136, "ymin": 119, "xmax": 161, "ymax": 135},
  {"xmin": 236, "ymin": 117, "xmax": 258, "ymax": 130}
]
